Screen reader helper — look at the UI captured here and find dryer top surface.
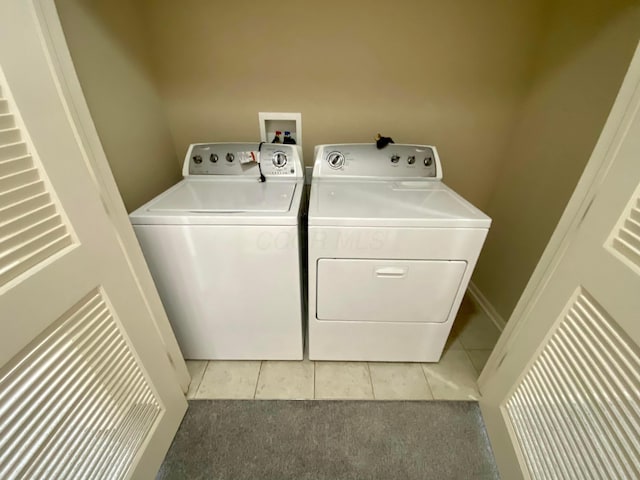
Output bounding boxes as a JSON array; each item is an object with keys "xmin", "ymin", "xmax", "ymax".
[{"xmin": 308, "ymin": 180, "xmax": 490, "ymax": 228}]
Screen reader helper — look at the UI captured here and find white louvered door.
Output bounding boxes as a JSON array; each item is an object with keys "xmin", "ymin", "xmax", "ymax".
[
  {"xmin": 0, "ymin": 2, "xmax": 186, "ymax": 479},
  {"xmin": 480, "ymin": 43, "xmax": 640, "ymax": 480}
]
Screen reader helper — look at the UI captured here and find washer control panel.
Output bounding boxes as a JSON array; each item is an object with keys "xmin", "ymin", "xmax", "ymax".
[
  {"xmin": 184, "ymin": 143, "xmax": 301, "ymax": 178},
  {"xmin": 314, "ymin": 144, "xmax": 441, "ymax": 179}
]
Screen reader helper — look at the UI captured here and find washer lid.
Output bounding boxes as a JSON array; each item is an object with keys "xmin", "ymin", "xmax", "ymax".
[
  {"xmin": 308, "ymin": 180, "xmax": 491, "ymax": 228},
  {"xmin": 130, "ymin": 179, "xmax": 301, "ymax": 225}
]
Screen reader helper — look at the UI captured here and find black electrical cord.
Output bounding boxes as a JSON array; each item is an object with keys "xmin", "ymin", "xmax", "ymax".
[
  {"xmin": 376, "ymin": 133, "xmax": 394, "ymax": 149},
  {"xmin": 257, "ymin": 141, "xmax": 266, "ymax": 183}
]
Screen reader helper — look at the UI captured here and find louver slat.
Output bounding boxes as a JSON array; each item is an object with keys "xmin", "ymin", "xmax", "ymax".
[
  {"xmin": 0, "ymin": 91, "xmax": 74, "ymax": 287},
  {"xmin": 0, "ymin": 203, "xmax": 56, "ymax": 239},
  {"xmin": 0, "ymin": 290, "xmax": 162, "ymax": 480},
  {"xmin": 0, "ymin": 235, "xmax": 72, "ymax": 285},
  {"xmin": 0, "ymin": 128, "xmax": 20, "ymax": 145},
  {"xmin": 505, "ymin": 291, "xmax": 640, "ymax": 480},
  {"xmin": 0, "ymin": 187, "xmax": 50, "ymax": 224},
  {"xmin": 0, "ymin": 142, "xmax": 27, "ymax": 161},
  {"xmin": 0, "ymin": 156, "xmax": 34, "ymax": 177},
  {"xmin": 0, "ymin": 309, "xmax": 114, "ymax": 473},
  {"xmin": 1, "ymin": 214, "xmax": 66, "ymax": 254},
  {"xmin": 37, "ymin": 348, "xmax": 137, "ymax": 479},
  {"xmin": 624, "ymin": 216, "xmax": 640, "ymax": 237},
  {"xmin": 611, "ymin": 196, "xmax": 640, "ymax": 270},
  {"xmin": 0, "ymin": 168, "xmax": 41, "ymax": 194},
  {"xmin": 0, "ymin": 114, "xmax": 14, "ymax": 130},
  {"xmin": 60, "ymin": 357, "xmax": 144, "ymax": 479}
]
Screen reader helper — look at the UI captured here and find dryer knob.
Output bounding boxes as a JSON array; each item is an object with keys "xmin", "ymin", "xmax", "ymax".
[
  {"xmin": 226, "ymin": 153, "xmax": 235, "ymax": 163},
  {"xmin": 272, "ymin": 151, "xmax": 288, "ymax": 168},
  {"xmin": 327, "ymin": 151, "xmax": 345, "ymax": 169},
  {"xmin": 391, "ymin": 155, "xmax": 400, "ymax": 164},
  {"xmin": 210, "ymin": 153, "xmax": 219, "ymax": 163},
  {"xmin": 193, "ymin": 155, "xmax": 203, "ymax": 164},
  {"xmin": 407, "ymin": 155, "xmax": 416, "ymax": 165},
  {"xmin": 424, "ymin": 156, "xmax": 433, "ymax": 167}
]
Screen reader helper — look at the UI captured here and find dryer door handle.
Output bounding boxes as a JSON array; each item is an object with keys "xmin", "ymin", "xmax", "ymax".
[{"xmin": 375, "ymin": 267, "xmax": 407, "ymax": 278}]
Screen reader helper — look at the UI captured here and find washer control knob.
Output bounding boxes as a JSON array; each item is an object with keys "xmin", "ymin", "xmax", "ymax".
[
  {"xmin": 327, "ymin": 151, "xmax": 345, "ymax": 169},
  {"xmin": 193, "ymin": 155, "xmax": 203, "ymax": 164},
  {"xmin": 210, "ymin": 153, "xmax": 218, "ymax": 163},
  {"xmin": 272, "ymin": 151, "xmax": 288, "ymax": 168},
  {"xmin": 226, "ymin": 153, "xmax": 235, "ymax": 163},
  {"xmin": 407, "ymin": 155, "xmax": 416, "ymax": 165},
  {"xmin": 391, "ymin": 155, "xmax": 400, "ymax": 164},
  {"xmin": 424, "ymin": 156, "xmax": 433, "ymax": 167}
]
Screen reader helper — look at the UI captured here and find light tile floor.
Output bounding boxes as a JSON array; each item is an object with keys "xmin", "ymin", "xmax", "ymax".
[{"xmin": 186, "ymin": 295, "xmax": 500, "ymax": 401}]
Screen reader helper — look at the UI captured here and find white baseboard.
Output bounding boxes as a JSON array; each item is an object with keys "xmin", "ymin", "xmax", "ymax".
[{"xmin": 467, "ymin": 281, "xmax": 506, "ymax": 332}]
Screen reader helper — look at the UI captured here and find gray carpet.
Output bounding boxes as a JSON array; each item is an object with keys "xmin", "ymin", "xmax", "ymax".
[{"xmin": 157, "ymin": 400, "xmax": 499, "ymax": 480}]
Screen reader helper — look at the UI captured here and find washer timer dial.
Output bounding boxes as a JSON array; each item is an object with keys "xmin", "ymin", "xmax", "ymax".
[
  {"xmin": 327, "ymin": 151, "xmax": 345, "ymax": 169},
  {"xmin": 272, "ymin": 151, "xmax": 288, "ymax": 168}
]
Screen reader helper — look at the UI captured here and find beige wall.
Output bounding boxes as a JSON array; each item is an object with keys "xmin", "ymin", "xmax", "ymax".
[
  {"xmin": 56, "ymin": 0, "xmax": 180, "ymax": 212},
  {"xmin": 473, "ymin": 0, "xmax": 640, "ymax": 321},
  {"xmin": 57, "ymin": 0, "xmax": 640, "ymax": 327},
  {"xmin": 139, "ymin": 0, "xmax": 545, "ymax": 209}
]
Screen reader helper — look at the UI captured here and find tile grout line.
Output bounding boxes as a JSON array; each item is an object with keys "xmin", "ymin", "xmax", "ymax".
[
  {"xmin": 194, "ymin": 360, "xmax": 212, "ymax": 399},
  {"xmin": 452, "ymin": 347, "xmax": 483, "ymax": 399},
  {"xmin": 461, "ymin": 348, "xmax": 483, "ymax": 379},
  {"xmin": 192, "ymin": 361, "xmax": 208, "ymax": 398},
  {"xmin": 366, "ymin": 363, "xmax": 376, "ymax": 399},
  {"xmin": 253, "ymin": 361, "xmax": 263, "ymax": 399},
  {"xmin": 420, "ymin": 363, "xmax": 435, "ymax": 400}
]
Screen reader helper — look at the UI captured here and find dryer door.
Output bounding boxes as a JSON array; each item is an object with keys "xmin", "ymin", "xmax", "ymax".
[{"xmin": 316, "ymin": 259, "xmax": 466, "ymax": 323}]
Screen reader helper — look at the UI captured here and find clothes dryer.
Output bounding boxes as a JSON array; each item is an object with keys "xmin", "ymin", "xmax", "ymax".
[{"xmin": 307, "ymin": 144, "xmax": 490, "ymax": 362}]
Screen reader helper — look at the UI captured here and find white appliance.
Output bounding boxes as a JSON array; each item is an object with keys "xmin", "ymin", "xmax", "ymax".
[
  {"xmin": 130, "ymin": 142, "xmax": 304, "ymax": 360},
  {"xmin": 307, "ymin": 144, "xmax": 491, "ymax": 362}
]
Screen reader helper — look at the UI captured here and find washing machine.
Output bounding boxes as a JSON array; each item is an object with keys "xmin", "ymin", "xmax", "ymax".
[
  {"xmin": 130, "ymin": 142, "xmax": 304, "ymax": 360},
  {"xmin": 307, "ymin": 144, "xmax": 491, "ymax": 362}
]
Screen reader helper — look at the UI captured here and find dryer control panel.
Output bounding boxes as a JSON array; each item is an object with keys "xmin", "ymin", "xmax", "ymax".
[
  {"xmin": 184, "ymin": 142, "xmax": 302, "ymax": 179},
  {"xmin": 313, "ymin": 144, "xmax": 442, "ymax": 180}
]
